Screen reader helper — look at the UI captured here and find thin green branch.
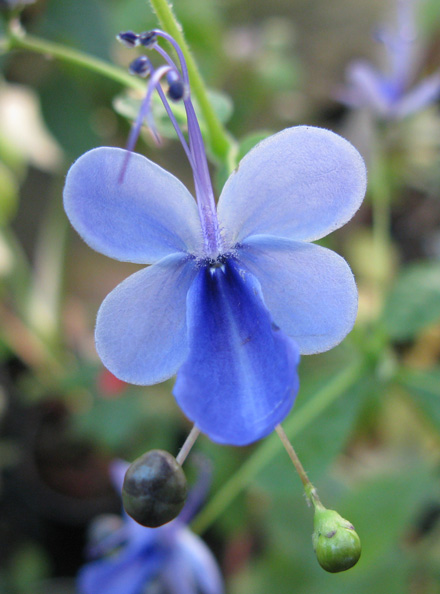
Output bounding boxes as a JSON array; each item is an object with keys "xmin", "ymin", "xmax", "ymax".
[{"xmin": 4, "ymin": 25, "xmax": 146, "ymax": 92}]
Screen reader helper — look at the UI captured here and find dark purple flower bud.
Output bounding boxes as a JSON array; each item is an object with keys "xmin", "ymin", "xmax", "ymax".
[
  {"xmin": 139, "ymin": 31, "xmax": 157, "ymax": 48},
  {"xmin": 167, "ymin": 70, "xmax": 185, "ymax": 101},
  {"xmin": 129, "ymin": 56, "xmax": 150, "ymax": 78},
  {"xmin": 117, "ymin": 31, "xmax": 139, "ymax": 48}
]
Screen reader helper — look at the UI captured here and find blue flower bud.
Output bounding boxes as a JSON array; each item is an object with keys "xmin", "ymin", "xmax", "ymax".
[
  {"xmin": 122, "ymin": 450, "xmax": 187, "ymax": 528},
  {"xmin": 117, "ymin": 31, "xmax": 139, "ymax": 48},
  {"xmin": 129, "ymin": 56, "xmax": 150, "ymax": 78},
  {"xmin": 312, "ymin": 507, "xmax": 361, "ymax": 573}
]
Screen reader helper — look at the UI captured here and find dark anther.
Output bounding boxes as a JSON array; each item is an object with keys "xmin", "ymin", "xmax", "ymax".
[
  {"xmin": 205, "ymin": 253, "xmax": 230, "ymax": 268},
  {"xmin": 117, "ymin": 31, "xmax": 139, "ymax": 48},
  {"xmin": 166, "ymin": 70, "xmax": 185, "ymax": 102},
  {"xmin": 122, "ymin": 450, "xmax": 188, "ymax": 528},
  {"xmin": 129, "ymin": 56, "xmax": 150, "ymax": 78},
  {"xmin": 139, "ymin": 31, "xmax": 158, "ymax": 48},
  {"xmin": 168, "ymin": 80, "xmax": 185, "ymax": 101}
]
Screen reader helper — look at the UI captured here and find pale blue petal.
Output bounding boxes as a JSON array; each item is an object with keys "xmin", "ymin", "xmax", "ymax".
[
  {"xmin": 173, "ymin": 529, "xmax": 224, "ymax": 594},
  {"xmin": 64, "ymin": 147, "xmax": 203, "ymax": 264},
  {"xmin": 238, "ymin": 236, "xmax": 358, "ymax": 354},
  {"xmin": 161, "ymin": 554, "xmax": 197, "ymax": 594},
  {"xmin": 173, "ymin": 260, "xmax": 300, "ymax": 446},
  {"xmin": 95, "ymin": 253, "xmax": 198, "ymax": 385},
  {"xmin": 217, "ymin": 126, "xmax": 366, "ymax": 246},
  {"xmin": 77, "ymin": 542, "xmax": 164, "ymax": 594},
  {"xmin": 109, "ymin": 459, "xmax": 129, "ymax": 493},
  {"xmin": 395, "ymin": 71, "xmax": 440, "ymax": 118}
]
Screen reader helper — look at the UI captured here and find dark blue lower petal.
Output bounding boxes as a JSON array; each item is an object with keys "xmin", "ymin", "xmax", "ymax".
[{"xmin": 173, "ymin": 259, "xmax": 300, "ymax": 445}]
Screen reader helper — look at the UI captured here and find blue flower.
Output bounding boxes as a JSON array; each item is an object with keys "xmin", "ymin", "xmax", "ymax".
[
  {"xmin": 78, "ymin": 460, "xmax": 224, "ymax": 594},
  {"xmin": 338, "ymin": 0, "xmax": 440, "ymax": 119},
  {"xmin": 63, "ymin": 31, "xmax": 366, "ymax": 446},
  {"xmin": 0, "ymin": 0, "xmax": 35, "ymax": 10}
]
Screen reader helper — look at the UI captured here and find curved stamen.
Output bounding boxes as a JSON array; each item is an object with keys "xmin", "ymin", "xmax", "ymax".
[
  {"xmin": 119, "ymin": 61, "xmax": 170, "ymax": 182},
  {"xmin": 152, "ymin": 31, "xmax": 222, "ymax": 254},
  {"xmin": 118, "ymin": 29, "xmax": 223, "ymax": 255},
  {"xmin": 155, "ymin": 84, "xmax": 196, "ymax": 168},
  {"xmin": 121, "ymin": 64, "xmax": 199, "ymax": 187},
  {"xmin": 152, "ymin": 30, "xmax": 191, "ymax": 87},
  {"xmin": 154, "ymin": 86, "xmax": 213, "ymax": 202}
]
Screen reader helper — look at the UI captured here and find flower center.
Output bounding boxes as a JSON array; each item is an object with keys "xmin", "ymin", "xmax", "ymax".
[{"xmin": 197, "ymin": 251, "xmax": 237, "ymax": 274}]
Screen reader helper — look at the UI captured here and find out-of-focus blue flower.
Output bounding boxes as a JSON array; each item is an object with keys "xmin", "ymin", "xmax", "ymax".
[
  {"xmin": 78, "ymin": 460, "xmax": 224, "ymax": 594},
  {"xmin": 0, "ymin": 0, "xmax": 35, "ymax": 10},
  {"xmin": 338, "ymin": 0, "xmax": 440, "ymax": 120},
  {"xmin": 63, "ymin": 30, "xmax": 366, "ymax": 447}
]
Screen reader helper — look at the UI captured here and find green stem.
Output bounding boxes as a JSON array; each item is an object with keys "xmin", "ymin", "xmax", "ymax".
[
  {"xmin": 148, "ymin": 0, "xmax": 234, "ymax": 163},
  {"xmin": 191, "ymin": 359, "xmax": 366, "ymax": 534},
  {"xmin": 4, "ymin": 24, "xmax": 146, "ymax": 92},
  {"xmin": 275, "ymin": 423, "xmax": 323, "ymax": 508}
]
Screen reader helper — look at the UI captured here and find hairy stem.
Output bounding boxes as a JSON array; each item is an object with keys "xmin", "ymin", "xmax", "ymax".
[{"xmin": 5, "ymin": 24, "xmax": 146, "ymax": 91}]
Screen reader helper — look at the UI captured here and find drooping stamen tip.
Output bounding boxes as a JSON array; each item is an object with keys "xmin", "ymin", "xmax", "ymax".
[
  {"xmin": 117, "ymin": 31, "xmax": 140, "ymax": 48},
  {"xmin": 129, "ymin": 56, "xmax": 150, "ymax": 78},
  {"xmin": 139, "ymin": 31, "xmax": 158, "ymax": 48},
  {"xmin": 166, "ymin": 70, "xmax": 186, "ymax": 102}
]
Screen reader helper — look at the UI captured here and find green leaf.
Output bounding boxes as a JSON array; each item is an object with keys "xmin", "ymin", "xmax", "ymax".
[
  {"xmin": 237, "ymin": 130, "xmax": 273, "ymax": 162},
  {"xmin": 382, "ymin": 262, "xmax": 440, "ymax": 340},
  {"xmin": 397, "ymin": 367, "xmax": 440, "ymax": 432},
  {"xmin": 339, "ymin": 464, "xmax": 438, "ymax": 569},
  {"xmin": 39, "ymin": 72, "xmax": 104, "ymax": 158},
  {"xmin": 113, "ymin": 87, "xmax": 233, "ymax": 141},
  {"xmin": 39, "ymin": 0, "xmax": 113, "ymax": 59},
  {"xmin": 0, "ymin": 163, "xmax": 18, "ymax": 226}
]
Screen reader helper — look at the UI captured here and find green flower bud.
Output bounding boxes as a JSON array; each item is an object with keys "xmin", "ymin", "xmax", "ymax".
[
  {"xmin": 312, "ymin": 507, "xmax": 361, "ymax": 573},
  {"xmin": 122, "ymin": 449, "xmax": 187, "ymax": 528}
]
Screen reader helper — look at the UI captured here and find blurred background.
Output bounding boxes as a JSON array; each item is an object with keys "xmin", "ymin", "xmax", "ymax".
[{"xmin": 1, "ymin": 0, "xmax": 440, "ymax": 592}]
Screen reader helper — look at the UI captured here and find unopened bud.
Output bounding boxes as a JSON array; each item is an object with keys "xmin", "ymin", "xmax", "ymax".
[
  {"xmin": 312, "ymin": 507, "xmax": 361, "ymax": 573},
  {"xmin": 122, "ymin": 449, "xmax": 187, "ymax": 528}
]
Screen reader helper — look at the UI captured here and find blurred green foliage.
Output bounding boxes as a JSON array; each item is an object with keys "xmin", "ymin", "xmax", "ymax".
[{"xmin": 0, "ymin": 0, "xmax": 440, "ymax": 593}]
